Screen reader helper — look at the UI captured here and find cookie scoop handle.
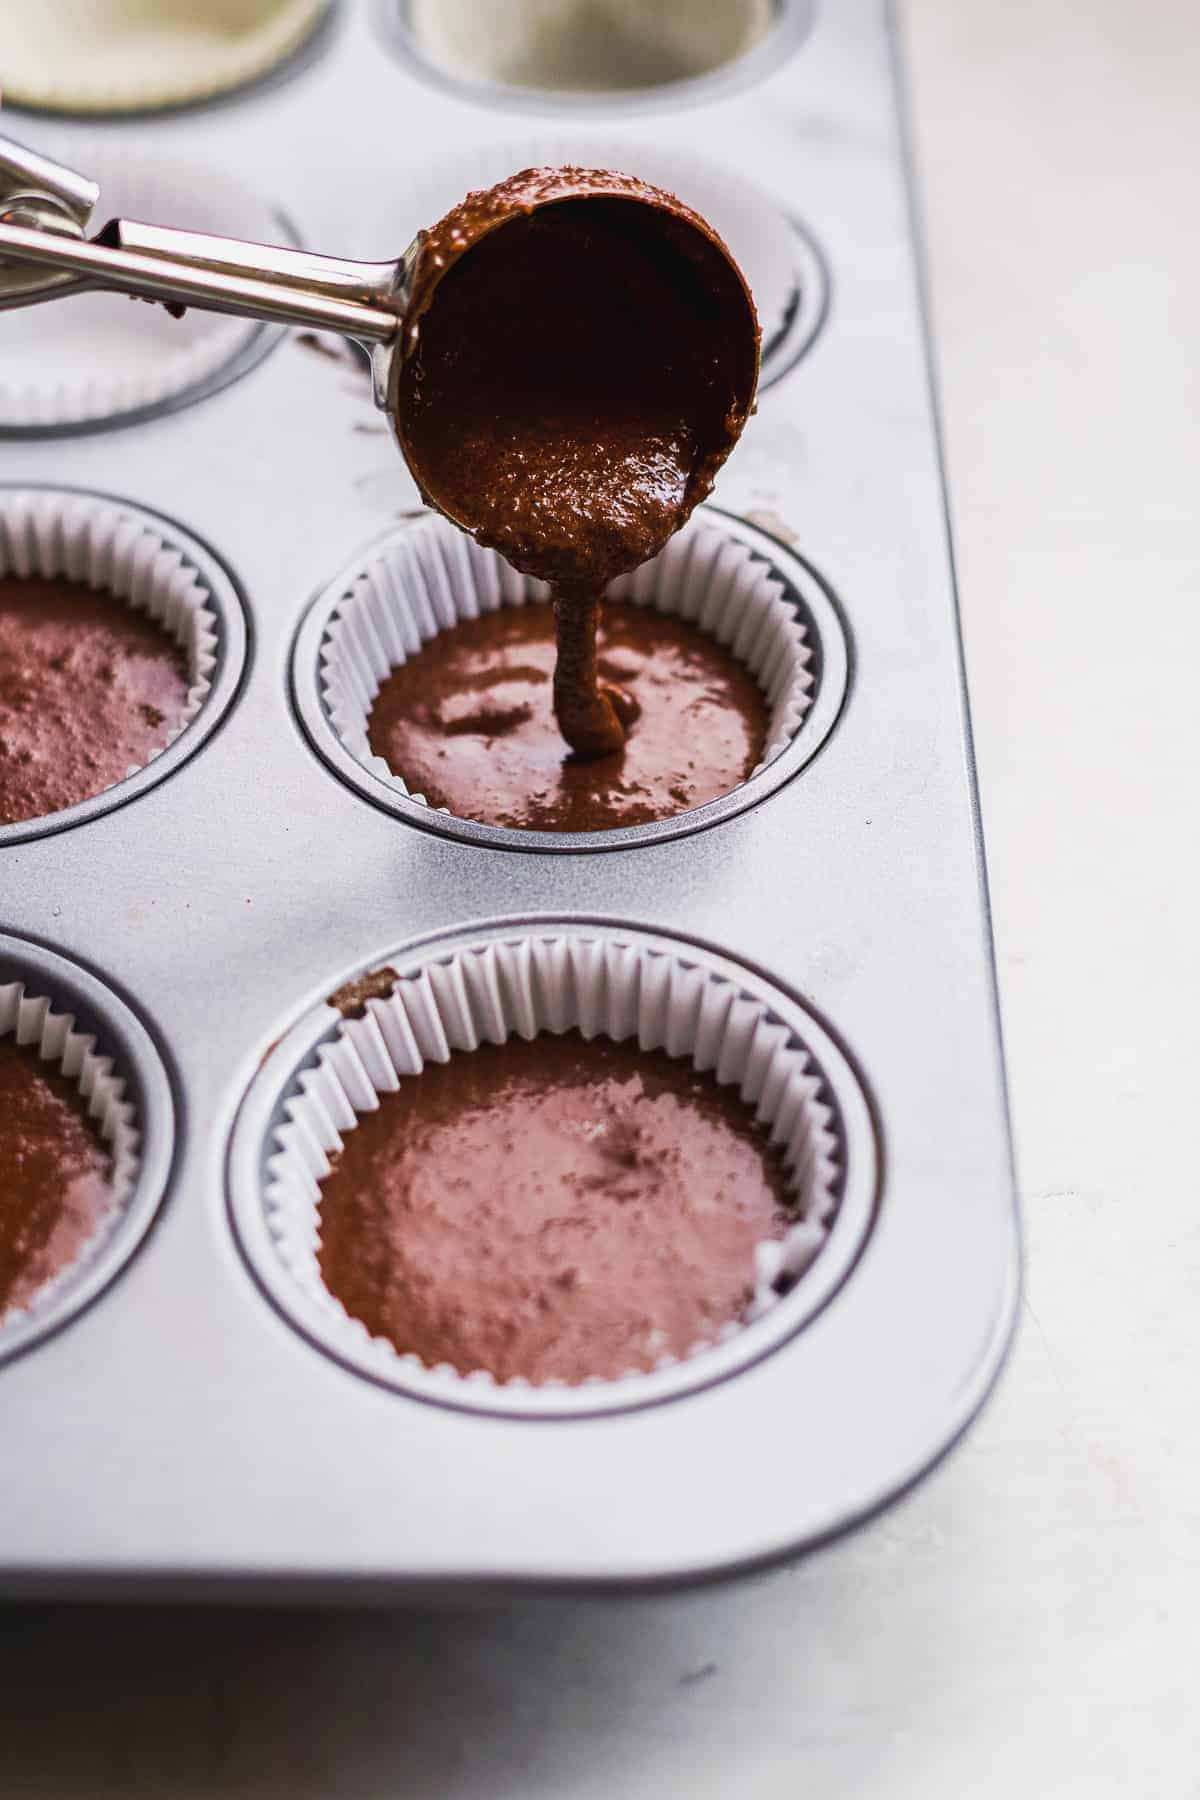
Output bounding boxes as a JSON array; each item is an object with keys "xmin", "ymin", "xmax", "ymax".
[
  {"xmin": 0, "ymin": 211, "xmax": 404, "ymax": 345},
  {"xmin": 0, "ymin": 129, "xmax": 99, "ymax": 305}
]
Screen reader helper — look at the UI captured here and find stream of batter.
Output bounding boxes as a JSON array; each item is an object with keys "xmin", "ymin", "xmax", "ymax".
[{"xmin": 394, "ymin": 167, "xmax": 759, "ymax": 757}]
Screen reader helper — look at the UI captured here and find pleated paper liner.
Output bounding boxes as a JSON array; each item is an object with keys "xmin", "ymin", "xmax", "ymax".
[
  {"xmin": 0, "ymin": 142, "xmax": 289, "ymax": 432},
  {"xmin": 0, "ymin": 489, "xmax": 220, "ymax": 826},
  {"xmin": 319, "ymin": 511, "xmax": 814, "ymax": 828},
  {"xmin": 0, "ymin": 981, "xmax": 140, "ymax": 1344},
  {"xmin": 1, "ymin": 0, "xmax": 329, "ymax": 116},
  {"xmin": 263, "ymin": 928, "xmax": 842, "ymax": 1408}
]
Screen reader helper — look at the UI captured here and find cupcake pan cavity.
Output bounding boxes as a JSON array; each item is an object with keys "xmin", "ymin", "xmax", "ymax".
[
  {"xmin": 384, "ymin": 0, "xmax": 817, "ymax": 111},
  {"xmin": 0, "ymin": 0, "xmax": 1018, "ymax": 1596},
  {"xmin": 296, "ymin": 506, "xmax": 848, "ymax": 851},
  {"xmin": 404, "ymin": 0, "xmax": 776, "ymax": 92},
  {"xmin": 0, "ymin": 936, "xmax": 173, "ymax": 1368},
  {"xmin": 0, "ymin": 488, "xmax": 247, "ymax": 846},
  {"xmin": 238, "ymin": 924, "xmax": 866, "ymax": 1417},
  {"xmin": 0, "ymin": 144, "xmax": 296, "ymax": 433}
]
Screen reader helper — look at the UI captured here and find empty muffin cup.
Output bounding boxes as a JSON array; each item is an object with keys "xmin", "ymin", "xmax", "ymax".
[
  {"xmin": 1, "ymin": 0, "xmax": 330, "ymax": 115},
  {"xmin": 0, "ymin": 141, "xmax": 293, "ymax": 432},
  {"xmin": 254, "ymin": 924, "xmax": 854, "ymax": 1415},
  {"xmin": 392, "ymin": 0, "xmax": 815, "ymax": 108},
  {"xmin": 314, "ymin": 509, "xmax": 821, "ymax": 843},
  {"xmin": 0, "ymin": 488, "xmax": 229, "ymax": 841}
]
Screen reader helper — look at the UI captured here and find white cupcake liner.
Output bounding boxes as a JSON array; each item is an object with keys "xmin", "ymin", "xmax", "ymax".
[
  {"xmin": 0, "ymin": 142, "xmax": 287, "ymax": 430},
  {"xmin": 0, "ymin": 489, "xmax": 219, "ymax": 810},
  {"xmin": 355, "ymin": 135, "xmax": 798, "ymax": 350},
  {"xmin": 1, "ymin": 0, "xmax": 328, "ymax": 115},
  {"xmin": 319, "ymin": 511, "xmax": 814, "ymax": 826},
  {"xmin": 0, "ymin": 980, "xmax": 140, "ymax": 1336},
  {"xmin": 264, "ymin": 929, "xmax": 842, "ymax": 1397}
]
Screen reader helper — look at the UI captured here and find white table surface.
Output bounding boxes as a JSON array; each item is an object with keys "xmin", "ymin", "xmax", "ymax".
[{"xmin": 3, "ymin": 2, "xmax": 1198, "ymax": 1794}]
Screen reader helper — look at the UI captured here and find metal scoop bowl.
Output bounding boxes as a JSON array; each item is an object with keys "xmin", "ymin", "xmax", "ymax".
[{"xmin": 0, "ymin": 132, "xmax": 760, "ymax": 544}]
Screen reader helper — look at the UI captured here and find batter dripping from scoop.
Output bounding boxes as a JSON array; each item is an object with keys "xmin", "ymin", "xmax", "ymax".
[{"xmin": 393, "ymin": 167, "xmax": 760, "ymax": 757}]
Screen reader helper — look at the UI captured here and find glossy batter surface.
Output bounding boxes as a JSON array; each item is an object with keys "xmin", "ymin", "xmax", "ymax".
[
  {"xmin": 0, "ymin": 1035, "xmax": 114, "ymax": 1315},
  {"xmin": 368, "ymin": 599, "xmax": 767, "ymax": 831},
  {"xmin": 0, "ymin": 576, "xmax": 189, "ymax": 825},
  {"xmin": 317, "ymin": 1032, "xmax": 793, "ymax": 1385},
  {"xmin": 395, "ymin": 167, "xmax": 758, "ymax": 756}
]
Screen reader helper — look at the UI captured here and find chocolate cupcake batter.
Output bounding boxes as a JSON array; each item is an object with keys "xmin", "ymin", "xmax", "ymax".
[
  {"xmin": 317, "ymin": 1031, "xmax": 793, "ymax": 1385},
  {"xmin": 0, "ymin": 576, "xmax": 189, "ymax": 825},
  {"xmin": 394, "ymin": 167, "xmax": 759, "ymax": 757},
  {"xmin": 368, "ymin": 599, "xmax": 768, "ymax": 831},
  {"xmin": 0, "ymin": 1034, "xmax": 114, "ymax": 1315}
]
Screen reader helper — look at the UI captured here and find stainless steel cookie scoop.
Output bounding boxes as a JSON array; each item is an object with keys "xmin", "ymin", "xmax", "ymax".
[
  {"xmin": 0, "ymin": 129, "xmax": 758, "ymax": 451},
  {"xmin": 0, "ymin": 130, "xmax": 761, "ymax": 761}
]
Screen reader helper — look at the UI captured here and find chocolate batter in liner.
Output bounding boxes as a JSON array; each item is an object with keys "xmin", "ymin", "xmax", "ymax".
[
  {"xmin": 0, "ymin": 576, "xmax": 190, "ymax": 826},
  {"xmin": 264, "ymin": 933, "xmax": 840, "ymax": 1396},
  {"xmin": 321, "ymin": 512, "xmax": 814, "ymax": 835},
  {"xmin": 0, "ymin": 489, "xmax": 221, "ymax": 829},
  {"xmin": 0, "ymin": 982, "xmax": 140, "ymax": 1330},
  {"xmin": 318, "ymin": 1031, "xmax": 797, "ymax": 1385},
  {"xmin": 393, "ymin": 166, "xmax": 759, "ymax": 759}
]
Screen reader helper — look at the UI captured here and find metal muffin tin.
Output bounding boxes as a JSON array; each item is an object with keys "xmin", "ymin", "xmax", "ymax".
[{"xmin": 0, "ymin": 0, "xmax": 1019, "ymax": 1596}]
